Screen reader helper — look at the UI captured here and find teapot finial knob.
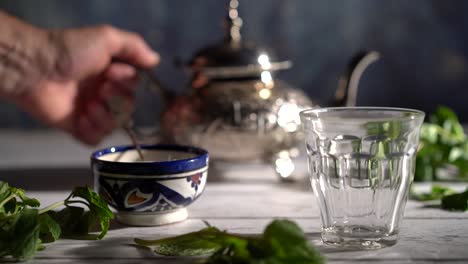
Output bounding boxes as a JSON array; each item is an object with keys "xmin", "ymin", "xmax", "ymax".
[{"xmin": 226, "ymin": 0, "xmax": 243, "ymax": 43}]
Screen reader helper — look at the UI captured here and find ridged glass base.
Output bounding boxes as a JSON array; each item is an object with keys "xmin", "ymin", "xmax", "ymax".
[{"xmin": 322, "ymin": 226, "xmax": 398, "ymax": 249}]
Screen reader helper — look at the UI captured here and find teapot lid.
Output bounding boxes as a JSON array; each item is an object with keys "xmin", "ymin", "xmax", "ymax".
[{"xmin": 188, "ymin": 0, "xmax": 291, "ymax": 79}]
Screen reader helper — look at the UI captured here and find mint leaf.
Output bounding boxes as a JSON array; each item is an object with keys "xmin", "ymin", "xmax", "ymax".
[
  {"xmin": 441, "ymin": 189, "xmax": 468, "ymax": 211},
  {"xmin": 66, "ymin": 186, "xmax": 114, "ymax": 239},
  {"xmin": 264, "ymin": 219, "xmax": 306, "ymax": 247},
  {"xmin": 261, "ymin": 220, "xmax": 324, "ymax": 264},
  {"xmin": 9, "ymin": 208, "xmax": 41, "ymax": 260},
  {"xmin": 453, "ymin": 158, "xmax": 468, "ymax": 176},
  {"xmin": 0, "ymin": 182, "xmax": 42, "ymax": 260},
  {"xmin": 0, "ymin": 208, "xmax": 41, "ymax": 260},
  {"xmin": 415, "ymin": 106, "xmax": 467, "ymax": 181},
  {"xmin": 0, "ymin": 212, "xmax": 19, "ymax": 257},
  {"xmin": 135, "ymin": 220, "xmax": 324, "ymax": 264},
  {"xmin": 39, "ymin": 213, "xmax": 61, "ymax": 243},
  {"xmin": 14, "ymin": 189, "xmax": 40, "ymax": 208},
  {"xmin": 412, "ymin": 185, "xmax": 468, "ymax": 212},
  {"xmin": 37, "ymin": 186, "xmax": 113, "ymax": 240},
  {"xmin": 0, "ymin": 182, "xmax": 11, "ymax": 202},
  {"xmin": 411, "ymin": 185, "xmax": 456, "ymax": 201},
  {"xmin": 0, "ymin": 182, "xmax": 40, "ymax": 216},
  {"xmin": 135, "ymin": 226, "xmax": 224, "ymax": 256},
  {"xmin": 49, "ymin": 206, "xmax": 98, "ymax": 240},
  {"xmin": 1, "ymin": 181, "xmax": 114, "ymax": 261}
]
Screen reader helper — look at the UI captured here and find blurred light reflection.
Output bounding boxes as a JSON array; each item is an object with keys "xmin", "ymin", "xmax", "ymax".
[{"xmin": 259, "ymin": 88, "xmax": 271, "ymax": 99}]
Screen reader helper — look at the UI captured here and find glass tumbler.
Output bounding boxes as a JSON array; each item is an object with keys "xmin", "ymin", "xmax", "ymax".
[{"xmin": 300, "ymin": 107, "xmax": 425, "ymax": 249}]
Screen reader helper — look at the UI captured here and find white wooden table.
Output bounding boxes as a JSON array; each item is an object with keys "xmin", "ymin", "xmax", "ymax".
[
  {"xmin": 0, "ymin": 130, "xmax": 467, "ymax": 263},
  {"xmin": 18, "ymin": 182, "xmax": 466, "ymax": 264}
]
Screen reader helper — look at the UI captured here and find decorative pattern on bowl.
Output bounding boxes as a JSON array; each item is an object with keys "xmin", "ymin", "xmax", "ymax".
[
  {"xmin": 91, "ymin": 144, "xmax": 209, "ymax": 226},
  {"xmin": 96, "ymin": 168, "xmax": 207, "ymax": 213}
]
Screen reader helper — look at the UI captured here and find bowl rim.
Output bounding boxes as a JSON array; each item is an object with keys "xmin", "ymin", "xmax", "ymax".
[{"xmin": 91, "ymin": 144, "xmax": 209, "ymax": 175}]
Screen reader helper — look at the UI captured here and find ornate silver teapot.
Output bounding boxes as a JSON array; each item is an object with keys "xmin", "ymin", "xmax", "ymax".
[{"xmin": 141, "ymin": 0, "xmax": 380, "ymax": 180}]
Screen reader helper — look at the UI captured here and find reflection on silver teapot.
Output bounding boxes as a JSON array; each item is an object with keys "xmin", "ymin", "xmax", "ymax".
[{"xmin": 140, "ymin": 0, "xmax": 380, "ymax": 180}]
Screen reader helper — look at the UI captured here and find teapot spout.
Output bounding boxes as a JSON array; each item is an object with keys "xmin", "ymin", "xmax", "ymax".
[{"xmin": 332, "ymin": 51, "xmax": 380, "ymax": 107}]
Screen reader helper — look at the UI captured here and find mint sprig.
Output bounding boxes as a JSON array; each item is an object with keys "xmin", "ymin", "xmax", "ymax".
[
  {"xmin": 415, "ymin": 106, "xmax": 468, "ymax": 181},
  {"xmin": 411, "ymin": 185, "xmax": 456, "ymax": 201},
  {"xmin": 412, "ymin": 184, "xmax": 468, "ymax": 211},
  {"xmin": 135, "ymin": 219, "xmax": 325, "ymax": 264},
  {"xmin": 0, "ymin": 181, "xmax": 114, "ymax": 261},
  {"xmin": 44, "ymin": 186, "xmax": 114, "ymax": 240},
  {"xmin": 441, "ymin": 189, "xmax": 468, "ymax": 211}
]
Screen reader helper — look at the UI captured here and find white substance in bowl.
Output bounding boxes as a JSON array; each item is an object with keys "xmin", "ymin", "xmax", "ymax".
[{"xmin": 98, "ymin": 149, "xmax": 196, "ymax": 163}]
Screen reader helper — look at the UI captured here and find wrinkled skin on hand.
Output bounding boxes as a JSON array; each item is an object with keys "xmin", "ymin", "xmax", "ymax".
[{"xmin": 0, "ymin": 12, "xmax": 159, "ymax": 145}]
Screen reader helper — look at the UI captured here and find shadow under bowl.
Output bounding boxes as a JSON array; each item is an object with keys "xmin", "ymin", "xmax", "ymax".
[{"xmin": 91, "ymin": 144, "xmax": 209, "ymax": 226}]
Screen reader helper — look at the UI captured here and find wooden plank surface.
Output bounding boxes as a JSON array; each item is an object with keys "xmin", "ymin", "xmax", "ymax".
[
  {"xmin": 0, "ymin": 129, "xmax": 466, "ymax": 263},
  {"xmin": 26, "ymin": 183, "xmax": 468, "ymax": 264},
  {"xmin": 29, "ymin": 183, "xmax": 468, "ymax": 219}
]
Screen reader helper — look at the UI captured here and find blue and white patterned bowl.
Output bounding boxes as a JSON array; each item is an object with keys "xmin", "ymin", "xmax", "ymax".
[{"xmin": 91, "ymin": 144, "xmax": 208, "ymax": 226}]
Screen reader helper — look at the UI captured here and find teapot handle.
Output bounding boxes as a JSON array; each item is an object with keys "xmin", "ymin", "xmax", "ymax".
[{"xmin": 332, "ymin": 50, "xmax": 380, "ymax": 107}]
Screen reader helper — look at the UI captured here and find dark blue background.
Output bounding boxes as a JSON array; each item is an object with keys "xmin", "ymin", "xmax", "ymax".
[{"xmin": 1, "ymin": 0, "xmax": 467, "ymax": 127}]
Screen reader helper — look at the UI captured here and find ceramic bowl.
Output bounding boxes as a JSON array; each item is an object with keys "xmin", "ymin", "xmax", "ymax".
[{"xmin": 91, "ymin": 144, "xmax": 208, "ymax": 226}]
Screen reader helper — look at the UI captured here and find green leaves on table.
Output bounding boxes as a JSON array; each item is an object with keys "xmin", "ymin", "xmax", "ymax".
[
  {"xmin": 0, "ymin": 181, "xmax": 114, "ymax": 261},
  {"xmin": 441, "ymin": 189, "xmax": 468, "ymax": 211},
  {"xmin": 135, "ymin": 219, "xmax": 325, "ymax": 264},
  {"xmin": 38, "ymin": 213, "xmax": 61, "ymax": 243},
  {"xmin": 51, "ymin": 186, "xmax": 114, "ymax": 239},
  {"xmin": 135, "ymin": 226, "xmax": 225, "ymax": 256},
  {"xmin": 0, "ymin": 208, "xmax": 40, "ymax": 260},
  {"xmin": 0, "ymin": 182, "xmax": 40, "ymax": 214},
  {"xmin": 415, "ymin": 106, "xmax": 468, "ymax": 181},
  {"xmin": 412, "ymin": 184, "xmax": 468, "ymax": 211},
  {"xmin": 411, "ymin": 185, "xmax": 456, "ymax": 201}
]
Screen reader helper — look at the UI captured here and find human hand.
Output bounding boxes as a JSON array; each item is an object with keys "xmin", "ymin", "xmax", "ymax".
[{"xmin": 11, "ymin": 24, "xmax": 158, "ymax": 145}]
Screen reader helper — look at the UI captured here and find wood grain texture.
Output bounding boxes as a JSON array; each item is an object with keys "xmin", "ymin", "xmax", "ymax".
[{"xmin": 26, "ymin": 182, "xmax": 468, "ymax": 263}]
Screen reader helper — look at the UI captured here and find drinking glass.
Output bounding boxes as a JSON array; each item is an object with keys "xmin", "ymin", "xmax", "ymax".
[{"xmin": 300, "ymin": 107, "xmax": 425, "ymax": 249}]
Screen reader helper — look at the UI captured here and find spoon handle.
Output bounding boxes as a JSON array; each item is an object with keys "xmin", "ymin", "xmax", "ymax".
[
  {"xmin": 106, "ymin": 96, "xmax": 145, "ymax": 161},
  {"xmin": 123, "ymin": 125, "xmax": 145, "ymax": 161}
]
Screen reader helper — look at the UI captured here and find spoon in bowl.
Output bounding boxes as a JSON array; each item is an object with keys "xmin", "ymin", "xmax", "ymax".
[
  {"xmin": 122, "ymin": 121, "xmax": 145, "ymax": 161},
  {"xmin": 106, "ymin": 96, "xmax": 145, "ymax": 161}
]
